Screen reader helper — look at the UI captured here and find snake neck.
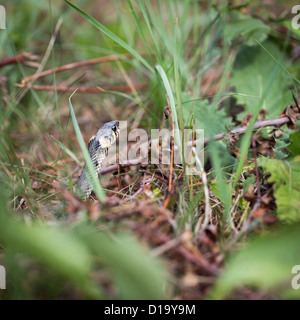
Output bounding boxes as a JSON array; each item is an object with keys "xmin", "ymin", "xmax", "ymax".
[{"xmin": 75, "ymin": 147, "xmax": 108, "ymax": 200}]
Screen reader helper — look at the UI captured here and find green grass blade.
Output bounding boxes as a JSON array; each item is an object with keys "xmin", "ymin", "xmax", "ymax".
[
  {"xmin": 155, "ymin": 64, "xmax": 182, "ymax": 160},
  {"xmin": 137, "ymin": 0, "xmax": 163, "ymax": 65},
  {"xmin": 174, "ymin": 19, "xmax": 185, "ymax": 170},
  {"xmin": 51, "ymin": 135, "xmax": 81, "ymax": 166},
  {"xmin": 127, "ymin": 0, "xmax": 151, "ymax": 54},
  {"xmin": 65, "ymin": 0, "xmax": 153, "ymax": 73},
  {"xmin": 96, "ymin": 86, "xmax": 160, "ymax": 121}
]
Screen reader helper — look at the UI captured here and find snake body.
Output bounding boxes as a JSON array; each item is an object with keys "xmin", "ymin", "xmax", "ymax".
[{"xmin": 76, "ymin": 120, "xmax": 120, "ymax": 200}]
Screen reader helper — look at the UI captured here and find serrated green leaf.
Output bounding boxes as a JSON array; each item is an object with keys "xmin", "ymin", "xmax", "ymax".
[
  {"xmin": 182, "ymin": 96, "xmax": 232, "ymax": 137},
  {"xmin": 224, "ymin": 17, "xmax": 271, "ymax": 46},
  {"xmin": 274, "ymin": 148, "xmax": 289, "ymax": 160},
  {"xmin": 231, "ymin": 41, "xmax": 293, "ymax": 121}
]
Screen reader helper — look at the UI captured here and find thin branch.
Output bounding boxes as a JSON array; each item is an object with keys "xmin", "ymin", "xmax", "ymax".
[
  {"xmin": 100, "ymin": 159, "xmax": 141, "ymax": 175},
  {"xmin": 21, "ymin": 53, "xmax": 138, "ymax": 84},
  {"xmin": 15, "ymin": 83, "xmax": 148, "ymax": 93},
  {"xmin": 14, "ymin": 18, "xmax": 63, "ymax": 105},
  {"xmin": 0, "ymin": 52, "xmax": 39, "ymax": 68},
  {"xmin": 201, "ymin": 116, "xmax": 291, "ymax": 145}
]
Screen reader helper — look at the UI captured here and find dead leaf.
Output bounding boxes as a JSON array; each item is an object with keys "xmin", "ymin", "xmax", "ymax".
[
  {"xmin": 244, "ymin": 185, "xmax": 255, "ymax": 204},
  {"xmin": 274, "ymin": 129, "xmax": 283, "ymax": 138},
  {"xmin": 280, "ymin": 104, "xmax": 300, "ymax": 129},
  {"xmin": 241, "ymin": 113, "xmax": 253, "ymax": 127},
  {"xmin": 252, "ymin": 207, "xmax": 266, "ymax": 219}
]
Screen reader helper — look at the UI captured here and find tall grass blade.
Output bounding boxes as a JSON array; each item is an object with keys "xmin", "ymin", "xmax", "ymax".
[
  {"xmin": 51, "ymin": 135, "xmax": 81, "ymax": 166},
  {"xmin": 155, "ymin": 64, "xmax": 182, "ymax": 161},
  {"xmin": 65, "ymin": 0, "xmax": 153, "ymax": 73}
]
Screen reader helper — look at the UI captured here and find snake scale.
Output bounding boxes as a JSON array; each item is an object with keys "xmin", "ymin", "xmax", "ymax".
[{"xmin": 75, "ymin": 120, "xmax": 120, "ymax": 200}]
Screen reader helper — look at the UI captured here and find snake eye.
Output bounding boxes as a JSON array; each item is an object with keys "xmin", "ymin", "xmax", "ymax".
[{"xmin": 111, "ymin": 125, "xmax": 117, "ymax": 133}]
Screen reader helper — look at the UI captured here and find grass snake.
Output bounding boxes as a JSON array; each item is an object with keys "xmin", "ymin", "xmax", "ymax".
[{"xmin": 75, "ymin": 120, "xmax": 120, "ymax": 200}]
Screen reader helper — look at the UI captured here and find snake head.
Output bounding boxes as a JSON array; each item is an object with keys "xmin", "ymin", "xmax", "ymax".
[{"xmin": 88, "ymin": 120, "xmax": 120, "ymax": 152}]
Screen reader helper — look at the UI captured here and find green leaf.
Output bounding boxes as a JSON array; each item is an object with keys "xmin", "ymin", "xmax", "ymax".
[
  {"xmin": 288, "ymin": 129, "xmax": 300, "ymax": 157},
  {"xmin": 182, "ymin": 95, "xmax": 232, "ymax": 137},
  {"xmin": 209, "ymin": 224, "xmax": 300, "ymax": 299},
  {"xmin": 231, "ymin": 40, "xmax": 293, "ymax": 121},
  {"xmin": 51, "ymin": 135, "xmax": 81, "ymax": 166},
  {"xmin": 224, "ymin": 16, "xmax": 271, "ymax": 46},
  {"xmin": 258, "ymin": 157, "xmax": 300, "ymax": 222}
]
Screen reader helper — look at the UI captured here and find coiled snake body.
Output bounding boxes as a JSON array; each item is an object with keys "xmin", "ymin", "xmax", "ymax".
[{"xmin": 76, "ymin": 120, "xmax": 120, "ymax": 200}]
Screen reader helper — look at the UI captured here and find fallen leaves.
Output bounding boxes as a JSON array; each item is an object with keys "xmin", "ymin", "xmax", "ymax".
[{"xmin": 280, "ymin": 104, "xmax": 300, "ymax": 129}]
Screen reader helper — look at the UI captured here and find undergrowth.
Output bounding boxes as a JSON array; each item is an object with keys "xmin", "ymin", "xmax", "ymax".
[{"xmin": 0, "ymin": 0, "xmax": 300, "ymax": 300}]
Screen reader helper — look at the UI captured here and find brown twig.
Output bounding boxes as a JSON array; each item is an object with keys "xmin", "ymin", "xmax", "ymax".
[
  {"xmin": 145, "ymin": 171, "xmax": 168, "ymax": 184},
  {"xmin": 202, "ymin": 116, "xmax": 291, "ymax": 145},
  {"xmin": 100, "ymin": 159, "xmax": 141, "ymax": 175},
  {"xmin": 163, "ymin": 170, "xmax": 184, "ymax": 210},
  {"xmin": 21, "ymin": 53, "xmax": 138, "ymax": 84},
  {"xmin": 0, "ymin": 52, "xmax": 39, "ymax": 68},
  {"xmin": 15, "ymin": 83, "xmax": 148, "ymax": 93}
]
